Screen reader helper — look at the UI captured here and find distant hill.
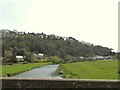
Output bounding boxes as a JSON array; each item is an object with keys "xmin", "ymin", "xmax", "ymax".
[{"xmin": 1, "ymin": 29, "xmax": 114, "ymax": 63}]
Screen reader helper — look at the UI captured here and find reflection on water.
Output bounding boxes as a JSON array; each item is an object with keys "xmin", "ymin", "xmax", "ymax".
[{"xmin": 12, "ymin": 64, "xmax": 62, "ymax": 79}]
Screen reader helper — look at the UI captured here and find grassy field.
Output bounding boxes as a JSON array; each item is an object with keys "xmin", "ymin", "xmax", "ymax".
[
  {"xmin": 0, "ymin": 62, "xmax": 53, "ymax": 77},
  {"xmin": 60, "ymin": 60, "xmax": 118, "ymax": 79}
]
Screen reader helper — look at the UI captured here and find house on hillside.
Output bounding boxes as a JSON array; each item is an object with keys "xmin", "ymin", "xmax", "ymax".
[
  {"xmin": 96, "ymin": 55, "xmax": 104, "ymax": 60},
  {"xmin": 16, "ymin": 56, "xmax": 24, "ymax": 62},
  {"xmin": 79, "ymin": 56, "xmax": 83, "ymax": 60},
  {"xmin": 34, "ymin": 53, "xmax": 44, "ymax": 59},
  {"xmin": 104, "ymin": 56, "xmax": 112, "ymax": 60}
]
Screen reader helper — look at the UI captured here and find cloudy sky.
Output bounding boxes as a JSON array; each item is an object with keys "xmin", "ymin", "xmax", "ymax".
[{"xmin": 0, "ymin": 0, "xmax": 119, "ymax": 52}]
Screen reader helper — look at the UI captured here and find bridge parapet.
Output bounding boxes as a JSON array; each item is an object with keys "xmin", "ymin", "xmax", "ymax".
[{"xmin": 1, "ymin": 78, "xmax": 119, "ymax": 89}]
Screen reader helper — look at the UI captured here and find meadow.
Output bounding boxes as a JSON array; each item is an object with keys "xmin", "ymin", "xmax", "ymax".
[
  {"xmin": 60, "ymin": 60, "xmax": 118, "ymax": 79},
  {"xmin": 1, "ymin": 62, "xmax": 52, "ymax": 77}
]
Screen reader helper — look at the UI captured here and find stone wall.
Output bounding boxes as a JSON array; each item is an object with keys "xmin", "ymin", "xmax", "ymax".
[{"xmin": 1, "ymin": 78, "xmax": 119, "ymax": 89}]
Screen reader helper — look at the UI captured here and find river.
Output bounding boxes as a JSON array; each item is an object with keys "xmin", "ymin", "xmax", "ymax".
[{"xmin": 12, "ymin": 64, "xmax": 62, "ymax": 79}]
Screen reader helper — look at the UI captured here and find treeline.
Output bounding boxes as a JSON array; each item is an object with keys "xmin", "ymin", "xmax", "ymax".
[{"xmin": 1, "ymin": 29, "xmax": 114, "ymax": 63}]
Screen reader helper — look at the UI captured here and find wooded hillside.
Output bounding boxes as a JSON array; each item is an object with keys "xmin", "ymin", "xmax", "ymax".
[{"xmin": 1, "ymin": 29, "xmax": 113, "ymax": 63}]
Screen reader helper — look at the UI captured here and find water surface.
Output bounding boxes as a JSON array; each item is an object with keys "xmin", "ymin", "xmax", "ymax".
[{"xmin": 13, "ymin": 64, "xmax": 62, "ymax": 79}]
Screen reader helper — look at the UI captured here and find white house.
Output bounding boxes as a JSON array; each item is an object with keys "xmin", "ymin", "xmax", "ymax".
[
  {"xmin": 95, "ymin": 55, "xmax": 104, "ymax": 60},
  {"xmin": 16, "ymin": 56, "xmax": 24, "ymax": 62},
  {"xmin": 79, "ymin": 56, "xmax": 83, "ymax": 60},
  {"xmin": 34, "ymin": 53, "xmax": 44, "ymax": 59}
]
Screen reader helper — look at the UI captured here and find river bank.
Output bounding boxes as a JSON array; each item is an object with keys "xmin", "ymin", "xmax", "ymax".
[
  {"xmin": 1, "ymin": 62, "xmax": 53, "ymax": 77},
  {"xmin": 59, "ymin": 60, "xmax": 118, "ymax": 79}
]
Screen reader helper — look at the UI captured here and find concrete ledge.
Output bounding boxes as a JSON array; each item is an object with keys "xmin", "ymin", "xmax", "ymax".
[{"xmin": 1, "ymin": 78, "xmax": 119, "ymax": 88}]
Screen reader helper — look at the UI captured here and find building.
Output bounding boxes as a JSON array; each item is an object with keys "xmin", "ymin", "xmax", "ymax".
[
  {"xmin": 34, "ymin": 53, "xmax": 44, "ymax": 59},
  {"xmin": 16, "ymin": 56, "xmax": 24, "ymax": 62}
]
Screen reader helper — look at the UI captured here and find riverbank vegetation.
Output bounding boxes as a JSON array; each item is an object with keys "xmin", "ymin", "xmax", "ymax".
[
  {"xmin": 1, "ymin": 62, "xmax": 53, "ymax": 77},
  {"xmin": 59, "ymin": 60, "xmax": 118, "ymax": 79}
]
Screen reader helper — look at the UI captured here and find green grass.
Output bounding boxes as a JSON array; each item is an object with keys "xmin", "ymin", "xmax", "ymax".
[
  {"xmin": 60, "ymin": 60, "xmax": 118, "ymax": 79},
  {"xmin": 1, "ymin": 62, "xmax": 53, "ymax": 77}
]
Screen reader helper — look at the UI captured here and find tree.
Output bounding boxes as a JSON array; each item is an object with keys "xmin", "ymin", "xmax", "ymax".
[
  {"xmin": 24, "ymin": 52, "xmax": 36, "ymax": 62},
  {"xmin": 49, "ymin": 56, "xmax": 60, "ymax": 64},
  {"xmin": 3, "ymin": 50, "xmax": 13, "ymax": 63},
  {"xmin": 117, "ymin": 53, "xmax": 120, "ymax": 60}
]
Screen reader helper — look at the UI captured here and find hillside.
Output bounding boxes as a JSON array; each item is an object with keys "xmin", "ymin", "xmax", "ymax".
[{"xmin": 1, "ymin": 29, "xmax": 114, "ymax": 63}]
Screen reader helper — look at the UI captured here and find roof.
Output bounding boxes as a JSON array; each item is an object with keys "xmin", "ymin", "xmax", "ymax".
[
  {"xmin": 16, "ymin": 56, "xmax": 23, "ymax": 58},
  {"xmin": 38, "ymin": 53, "xmax": 44, "ymax": 56}
]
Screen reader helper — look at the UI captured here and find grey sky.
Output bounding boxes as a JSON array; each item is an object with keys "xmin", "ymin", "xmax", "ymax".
[{"xmin": 0, "ymin": 0, "xmax": 119, "ymax": 52}]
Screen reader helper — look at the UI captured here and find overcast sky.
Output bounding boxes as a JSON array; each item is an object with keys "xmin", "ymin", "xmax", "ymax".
[{"xmin": 0, "ymin": 0, "xmax": 119, "ymax": 52}]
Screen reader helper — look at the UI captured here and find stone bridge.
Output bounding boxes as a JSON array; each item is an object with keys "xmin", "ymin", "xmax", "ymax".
[{"xmin": 1, "ymin": 78, "xmax": 119, "ymax": 89}]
